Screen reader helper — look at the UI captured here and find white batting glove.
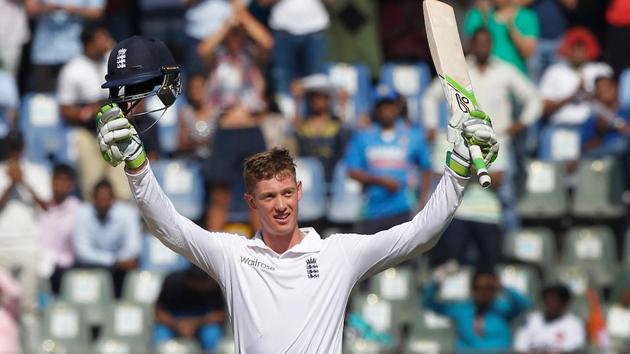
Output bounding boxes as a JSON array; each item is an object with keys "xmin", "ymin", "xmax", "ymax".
[
  {"xmin": 446, "ymin": 110, "xmax": 499, "ymax": 177},
  {"xmin": 96, "ymin": 103, "xmax": 147, "ymax": 169}
]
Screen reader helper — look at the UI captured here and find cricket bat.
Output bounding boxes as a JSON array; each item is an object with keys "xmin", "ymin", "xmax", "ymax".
[{"xmin": 423, "ymin": 0, "xmax": 491, "ymax": 188}]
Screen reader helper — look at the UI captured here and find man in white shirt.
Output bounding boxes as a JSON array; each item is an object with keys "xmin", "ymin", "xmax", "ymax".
[
  {"xmin": 514, "ymin": 284, "xmax": 586, "ymax": 353},
  {"xmin": 95, "ymin": 36, "xmax": 500, "ymax": 353}
]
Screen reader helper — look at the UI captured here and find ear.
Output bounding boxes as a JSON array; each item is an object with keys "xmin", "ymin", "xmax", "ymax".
[
  {"xmin": 296, "ymin": 180, "xmax": 303, "ymax": 201},
  {"xmin": 244, "ymin": 193, "xmax": 256, "ymax": 211}
]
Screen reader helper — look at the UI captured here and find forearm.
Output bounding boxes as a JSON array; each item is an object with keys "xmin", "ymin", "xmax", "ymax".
[
  {"xmin": 0, "ymin": 184, "xmax": 17, "ymax": 210},
  {"xmin": 348, "ymin": 170, "xmax": 388, "ymax": 188},
  {"xmin": 62, "ymin": 5, "xmax": 104, "ymax": 19},
  {"xmin": 419, "ymin": 171, "xmax": 433, "ymax": 208},
  {"xmin": 156, "ymin": 307, "xmax": 179, "ymax": 329},
  {"xmin": 240, "ymin": 11, "xmax": 273, "ymax": 51},
  {"xmin": 509, "ymin": 25, "xmax": 536, "ymax": 59},
  {"xmin": 197, "ymin": 24, "xmax": 230, "ymax": 61},
  {"xmin": 543, "ymin": 97, "xmax": 573, "ymax": 116},
  {"xmin": 200, "ymin": 310, "xmax": 226, "ymax": 325}
]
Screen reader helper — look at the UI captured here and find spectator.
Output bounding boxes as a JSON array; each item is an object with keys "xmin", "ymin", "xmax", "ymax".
[
  {"xmin": 57, "ymin": 23, "xmax": 131, "ymax": 200},
  {"xmin": 423, "ymin": 265, "xmax": 531, "ymax": 351},
  {"xmin": 618, "ymin": 280, "xmax": 630, "ymax": 309},
  {"xmin": 539, "ymin": 27, "xmax": 613, "ymax": 126},
  {"xmin": 465, "ymin": 0, "xmax": 540, "ymax": 74},
  {"xmin": 604, "ymin": 0, "xmax": 630, "ymax": 76},
  {"xmin": 290, "ymin": 74, "xmax": 351, "ymax": 182},
  {"xmin": 0, "ymin": 68, "xmax": 19, "ymax": 160},
  {"xmin": 27, "ymin": 0, "xmax": 105, "ymax": 92},
  {"xmin": 0, "ymin": 131, "xmax": 51, "ymax": 312},
  {"xmin": 154, "ymin": 266, "xmax": 226, "ymax": 352},
  {"xmin": 379, "ymin": 0, "xmax": 431, "ymax": 64},
  {"xmin": 514, "ymin": 284, "xmax": 586, "ymax": 353},
  {"xmin": 39, "ymin": 164, "xmax": 81, "ymax": 295},
  {"xmin": 0, "ymin": 268, "xmax": 21, "ymax": 354},
  {"xmin": 74, "ymin": 180, "xmax": 141, "ymax": 297},
  {"xmin": 346, "ymin": 85, "xmax": 432, "ymax": 234},
  {"xmin": 178, "ymin": 73, "xmax": 217, "ymax": 160},
  {"xmin": 0, "ymin": 0, "xmax": 30, "ymax": 75}
]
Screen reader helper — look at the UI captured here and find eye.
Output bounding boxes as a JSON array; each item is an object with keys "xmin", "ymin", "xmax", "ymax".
[{"xmin": 283, "ymin": 190, "xmax": 294, "ymax": 197}]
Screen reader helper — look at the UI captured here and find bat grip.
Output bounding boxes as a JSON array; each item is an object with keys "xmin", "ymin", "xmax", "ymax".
[{"xmin": 469, "ymin": 145, "xmax": 491, "ymax": 189}]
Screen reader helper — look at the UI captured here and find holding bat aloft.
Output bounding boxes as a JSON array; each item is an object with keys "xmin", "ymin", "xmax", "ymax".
[{"xmin": 96, "ymin": 31, "xmax": 498, "ymax": 353}]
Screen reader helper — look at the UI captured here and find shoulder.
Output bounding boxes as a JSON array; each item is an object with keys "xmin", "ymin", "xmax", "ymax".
[{"xmin": 563, "ymin": 312, "xmax": 585, "ymax": 326}]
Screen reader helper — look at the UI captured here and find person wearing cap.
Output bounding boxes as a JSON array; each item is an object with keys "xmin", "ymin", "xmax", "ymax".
[
  {"xmin": 290, "ymin": 74, "xmax": 351, "ymax": 182},
  {"xmin": 345, "ymin": 84, "xmax": 433, "ymax": 235},
  {"xmin": 96, "ymin": 35, "xmax": 501, "ymax": 353},
  {"xmin": 514, "ymin": 284, "xmax": 586, "ymax": 353}
]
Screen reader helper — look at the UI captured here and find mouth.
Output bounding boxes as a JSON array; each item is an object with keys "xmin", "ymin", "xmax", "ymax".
[{"xmin": 273, "ymin": 213, "xmax": 290, "ymax": 225}]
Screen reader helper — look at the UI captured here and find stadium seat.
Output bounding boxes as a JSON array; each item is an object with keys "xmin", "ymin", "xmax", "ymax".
[
  {"xmin": 606, "ymin": 305, "xmax": 630, "ymax": 352},
  {"xmin": 92, "ymin": 338, "xmax": 134, "ymax": 354},
  {"xmin": 571, "ymin": 157, "xmax": 626, "ymax": 218},
  {"xmin": 379, "ymin": 62, "xmax": 431, "ymax": 124},
  {"xmin": 517, "ymin": 160, "xmax": 567, "ymax": 219},
  {"xmin": 40, "ymin": 301, "xmax": 90, "ymax": 354},
  {"xmin": 538, "ymin": 124, "xmax": 582, "ymax": 161},
  {"xmin": 151, "ymin": 158, "xmax": 205, "ymax": 221},
  {"xmin": 610, "ymin": 266, "xmax": 630, "ymax": 304},
  {"xmin": 619, "ymin": 68, "xmax": 630, "ymax": 110},
  {"xmin": 327, "ymin": 161, "xmax": 364, "ymax": 224},
  {"xmin": 122, "ymin": 270, "xmax": 165, "ymax": 306},
  {"xmin": 498, "ymin": 264, "xmax": 541, "ymax": 302},
  {"xmin": 98, "ymin": 301, "xmax": 152, "ymax": 354},
  {"xmin": 19, "ymin": 93, "xmax": 72, "ymax": 164},
  {"xmin": 59, "ymin": 269, "xmax": 115, "ymax": 326},
  {"xmin": 349, "ymin": 293, "xmax": 400, "ymax": 351},
  {"xmin": 294, "ymin": 157, "xmax": 327, "ymax": 222},
  {"xmin": 140, "ymin": 235, "xmax": 190, "ymax": 273},
  {"xmin": 438, "ymin": 266, "xmax": 472, "ymax": 301},
  {"xmin": 327, "ymin": 62, "xmax": 372, "ymax": 126},
  {"xmin": 551, "ymin": 265, "xmax": 593, "ymax": 320},
  {"xmin": 369, "ymin": 267, "xmax": 416, "ymax": 324},
  {"xmin": 503, "ymin": 227, "xmax": 557, "ymax": 271},
  {"xmin": 146, "ymin": 94, "xmax": 182, "ymax": 155},
  {"xmin": 562, "ymin": 226, "xmax": 618, "ymax": 287},
  {"xmin": 155, "ymin": 339, "xmax": 202, "ymax": 354},
  {"xmin": 406, "ymin": 307, "xmax": 455, "ymax": 354}
]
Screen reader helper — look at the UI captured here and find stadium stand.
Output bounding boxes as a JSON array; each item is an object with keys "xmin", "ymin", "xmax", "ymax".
[
  {"xmin": 294, "ymin": 157, "xmax": 327, "ymax": 222},
  {"xmin": 40, "ymin": 302, "xmax": 90, "ymax": 354},
  {"xmin": 517, "ymin": 160, "xmax": 568, "ymax": 219},
  {"xmin": 327, "ymin": 161, "xmax": 364, "ymax": 224},
  {"xmin": 151, "ymin": 158, "xmax": 205, "ymax": 221},
  {"xmin": 562, "ymin": 226, "xmax": 618, "ymax": 287},
  {"xmin": 327, "ymin": 62, "xmax": 372, "ymax": 126},
  {"xmin": 503, "ymin": 227, "xmax": 557, "ymax": 272},
  {"xmin": 571, "ymin": 157, "xmax": 626, "ymax": 218},
  {"xmin": 140, "ymin": 235, "xmax": 190, "ymax": 273},
  {"xmin": 379, "ymin": 62, "xmax": 432, "ymax": 125},
  {"xmin": 59, "ymin": 269, "xmax": 115, "ymax": 327}
]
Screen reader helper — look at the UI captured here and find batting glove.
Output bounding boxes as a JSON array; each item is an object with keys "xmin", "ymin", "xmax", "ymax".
[
  {"xmin": 96, "ymin": 103, "xmax": 147, "ymax": 169},
  {"xmin": 446, "ymin": 110, "xmax": 499, "ymax": 177}
]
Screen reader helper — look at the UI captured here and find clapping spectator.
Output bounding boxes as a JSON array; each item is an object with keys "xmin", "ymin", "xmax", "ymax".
[
  {"xmin": 290, "ymin": 74, "xmax": 351, "ymax": 182},
  {"xmin": 465, "ymin": 0, "xmax": 540, "ymax": 74},
  {"xmin": 423, "ymin": 265, "xmax": 531, "ymax": 351},
  {"xmin": 26, "ymin": 0, "xmax": 105, "ymax": 92},
  {"xmin": 154, "ymin": 266, "xmax": 226, "ymax": 352},
  {"xmin": 74, "ymin": 180, "xmax": 142, "ymax": 297},
  {"xmin": 39, "ymin": 164, "xmax": 81, "ymax": 294},
  {"xmin": 178, "ymin": 73, "xmax": 217, "ymax": 160},
  {"xmin": 0, "ymin": 268, "xmax": 21, "ymax": 354},
  {"xmin": 539, "ymin": 27, "xmax": 613, "ymax": 126},
  {"xmin": 514, "ymin": 284, "xmax": 586, "ymax": 353}
]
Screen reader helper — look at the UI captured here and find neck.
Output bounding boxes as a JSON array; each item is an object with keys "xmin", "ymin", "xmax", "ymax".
[
  {"xmin": 262, "ymin": 227, "xmax": 304, "ymax": 254},
  {"xmin": 85, "ymin": 50, "xmax": 101, "ymax": 62}
]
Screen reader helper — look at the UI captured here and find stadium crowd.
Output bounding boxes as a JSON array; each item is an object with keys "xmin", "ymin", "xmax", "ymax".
[{"xmin": 0, "ymin": 0, "xmax": 630, "ymax": 353}]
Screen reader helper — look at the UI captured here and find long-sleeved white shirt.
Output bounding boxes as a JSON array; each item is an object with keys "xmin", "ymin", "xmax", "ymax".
[
  {"xmin": 513, "ymin": 312, "xmax": 586, "ymax": 353},
  {"xmin": 126, "ymin": 163, "xmax": 467, "ymax": 353}
]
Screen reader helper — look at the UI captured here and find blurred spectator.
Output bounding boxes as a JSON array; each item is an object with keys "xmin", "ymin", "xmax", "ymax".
[
  {"xmin": 539, "ymin": 27, "xmax": 613, "ymax": 125},
  {"xmin": 581, "ymin": 76, "xmax": 630, "ymax": 158},
  {"xmin": 39, "ymin": 164, "xmax": 81, "ymax": 295},
  {"xmin": 262, "ymin": 0, "xmax": 330, "ymax": 95},
  {"xmin": 514, "ymin": 284, "xmax": 585, "ymax": 353},
  {"xmin": 423, "ymin": 265, "xmax": 531, "ymax": 351},
  {"xmin": 524, "ymin": 0, "xmax": 576, "ymax": 81},
  {"xmin": 0, "ymin": 131, "xmax": 51, "ymax": 312},
  {"xmin": 379, "ymin": 0, "xmax": 431, "ymax": 63},
  {"xmin": 604, "ymin": 0, "xmax": 630, "ymax": 75},
  {"xmin": 178, "ymin": 73, "xmax": 217, "ymax": 160},
  {"xmin": 154, "ymin": 266, "xmax": 226, "ymax": 352},
  {"xmin": 327, "ymin": 0, "xmax": 382, "ymax": 78},
  {"xmin": 74, "ymin": 179, "xmax": 141, "ymax": 297},
  {"xmin": 0, "ymin": 68, "xmax": 19, "ymax": 160},
  {"xmin": 0, "ymin": 268, "xmax": 21, "ymax": 354},
  {"xmin": 619, "ymin": 281, "xmax": 630, "ymax": 308},
  {"xmin": 27, "ymin": 0, "xmax": 105, "ymax": 92},
  {"xmin": 290, "ymin": 74, "xmax": 351, "ymax": 182},
  {"xmin": 0, "ymin": 0, "xmax": 30, "ymax": 75},
  {"xmin": 197, "ymin": 3, "xmax": 272, "ymax": 114},
  {"xmin": 346, "ymin": 85, "xmax": 432, "ymax": 234},
  {"xmin": 57, "ymin": 23, "xmax": 131, "ymax": 200},
  {"xmin": 465, "ymin": 0, "xmax": 540, "ymax": 74}
]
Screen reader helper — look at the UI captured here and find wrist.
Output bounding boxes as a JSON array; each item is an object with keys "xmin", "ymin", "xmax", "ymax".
[
  {"xmin": 125, "ymin": 150, "xmax": 147, "ymax": 170},
  {"xmin": 446, "ymin": 151, "xmax": 471, "ymax": 177}
]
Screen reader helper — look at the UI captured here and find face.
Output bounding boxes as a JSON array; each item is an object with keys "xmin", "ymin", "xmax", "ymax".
[
  {"xmin": 52, "ymin": 174, "xmax": 75, "ymax": 202},
  {"xmin": 621, "ymin": 288, "xmax": 630, "ymax": 308},
  {"xmin": 92, "ymin": 29, "xmax": 114, "ymax": 57},
  {"xmin": 595, "ymin": 78, "xmax": 618, "ymax": 105},
  {"xmin": 94, "ymin": 186, "xmax": 114, "ymax": 216},
  {"xmin": 187, "ymin": 76, "xmax": 207, "ymax": 106},
  {"xmin": 542, "ymin": 293, "xmax": 566, "ymax": 318},
  {"xmin": 472, "ymin": 274, "xmax": 499, "ymax": 307},
  {"xmin": 492, "ymin": 0, "xmax": 510, "ymax": 8},
  {"xmin": 568, "ymin": 42, "xmax": 589, "ymax": 67},
  {"xmin": 471, "ymin": 31, "xmax": 492, "ymax": 64},
  {"xmin": 226, "ymin": 28, "xmax": 246, "ymax": 55},
  {"xmin": 245, "ymin": 173, "xmax": 302, "ymax": 239},
  {"xmin": 307, "ymin": 92, "xmax": 331, "ymax": 114},
  {"xmin": 376, "ymin": 101, "xmax": 401, "ymax": 127}
]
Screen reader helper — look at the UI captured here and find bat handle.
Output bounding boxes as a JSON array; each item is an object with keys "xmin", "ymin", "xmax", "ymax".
[{"xmin": 469, "ymin": 145, "xmax": 491, "ymax": 189}]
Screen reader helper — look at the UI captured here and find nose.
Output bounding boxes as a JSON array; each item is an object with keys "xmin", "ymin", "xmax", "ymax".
[{"xmin": 273, "ymin": 196, "xmax": 287, "ymax": 212}]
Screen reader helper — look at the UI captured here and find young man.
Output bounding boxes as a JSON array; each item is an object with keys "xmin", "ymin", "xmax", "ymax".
[{"xmin": 96, "ymin": 36, "xmax": 499, "ymax": 353}]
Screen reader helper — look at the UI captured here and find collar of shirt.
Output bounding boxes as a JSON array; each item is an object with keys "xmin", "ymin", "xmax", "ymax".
[{"xmin": 247, "ymin": 227, "xmax": 323, "ymax": 255}]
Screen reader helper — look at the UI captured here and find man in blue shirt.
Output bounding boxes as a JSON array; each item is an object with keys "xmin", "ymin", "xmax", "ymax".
[
  {"xmin": 346, "ymin": 84, "xmax": 432, "ymax": 234},
  {"xmin": 423, "ymin": 266, "xmax": 530, "ymax": 351}
]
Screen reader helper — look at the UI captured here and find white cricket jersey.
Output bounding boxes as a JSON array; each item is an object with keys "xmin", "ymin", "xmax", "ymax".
[{"xmin": 126, "ymin": 164, "xmax": 467, "ymax": 353}]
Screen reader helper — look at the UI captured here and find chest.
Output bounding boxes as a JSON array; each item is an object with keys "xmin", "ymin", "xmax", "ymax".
[{"xmin": 365, "ymin": 139, "xmax": 412, "ymax": 170}]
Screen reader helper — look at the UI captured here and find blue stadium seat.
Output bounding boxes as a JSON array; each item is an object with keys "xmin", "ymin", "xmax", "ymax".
[
  {"xmin": 140, "ymin": 234, "xmax": 190, "ymax": 273},
  {"xmin": 327, "ymin": 62, "xmax": 372, "ymax": 126},
  {"xmin": 327, "ymin": 161, "xmax": 364, "ymax": 224},
  {"xmin": 379, "ymin": 62, "xmax": 431, "ymax": 124},
  {"xmin": 295, "ymin": 157, "xmax": 327, "ymax": 222},
  {"xmin": 619, "ymin": 68, "xmax": 630, "ymax": 110},
  {"xmin": 152, "ymin": 158, "xmax": 205, "ymax": 221},
  {"xmin": 19, "ymin": 93, "xmax": 72, "ymax": 164},
  {"xmin": 538, "ymin": 124, "xmax": 582, "ymax": 161}
]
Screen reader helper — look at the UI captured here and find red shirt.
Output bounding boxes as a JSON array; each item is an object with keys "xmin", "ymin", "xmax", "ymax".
[{"xmin": 607, "ymin": 0, "xmax": 630, "ymax": 26}]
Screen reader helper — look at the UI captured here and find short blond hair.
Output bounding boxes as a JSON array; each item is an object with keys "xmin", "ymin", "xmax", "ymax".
[{"xmin": 243, "ymin": 148, "xmax": 296, "ymax": 194}]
